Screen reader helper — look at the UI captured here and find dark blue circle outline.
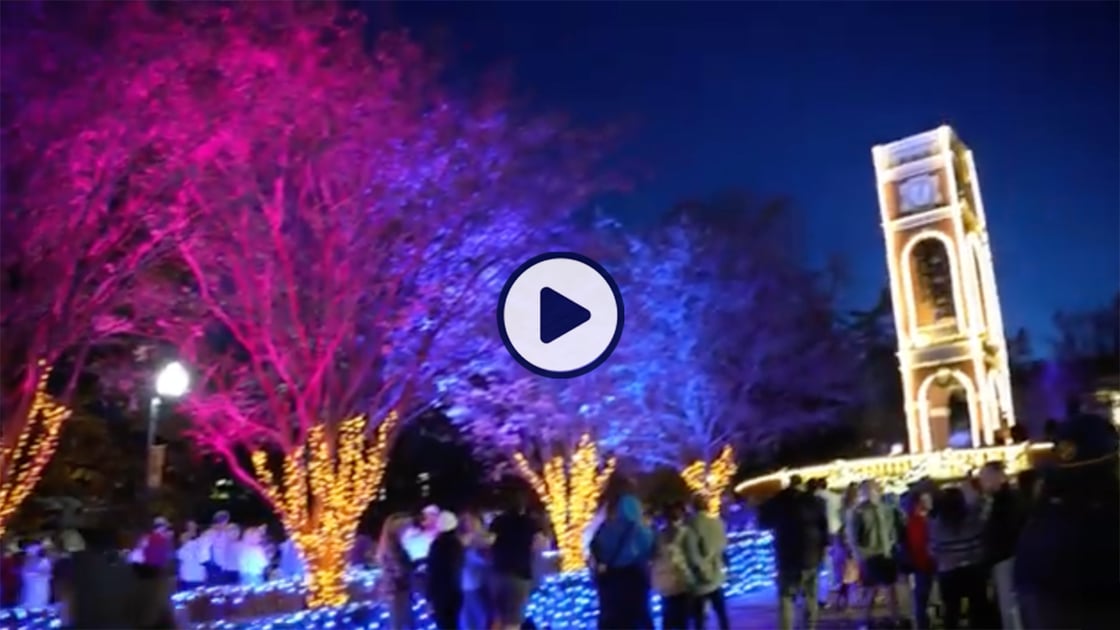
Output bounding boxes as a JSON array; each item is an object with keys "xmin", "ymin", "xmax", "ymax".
[{"xmin": 496, "ymin": 252, "xmax": 625, "ymax": 379}]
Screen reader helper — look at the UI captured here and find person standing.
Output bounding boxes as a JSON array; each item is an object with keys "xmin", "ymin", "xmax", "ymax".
[
  {"xmin": 847, "ymin": 480, "xmax": 906, "ymax": 629},
  {"xmin": 979, "ymin": 461, "xmax": 1024, "ymax": 629},
  {"xmin": 809, "ymin": 478, "xmax": 841, "ymax": 609},
  {"xmin": 426, "ymin": 511, "xmax": 465, "ymax": 630},
  {"xmin": 133, "ymin": 517, "xmax": 175, "ymax": 629},
  {"xmin": 237, "ymin": 526, "xmax": 269, "ymax": 586},
  {"xmin": 401, "ymin": 505, "xmax": 442, "ymax": 564},
  {"xmin": 928, "ymin": 487, "xmax": 989, "ymax": 630},
  {"xmin": 904, "ymin": 489, "xmax": 936, "ymax": 629},
  {"xmin": 198, "ymin": 511, "xmax": 235, "ymax": 585},
  {"xmin": 1014, "ymin": 414, "xmax": 1120, "ymax": 629},
  {"xmin": 489, "ymin": 492, "xmax": 543, "ymax": 630},
  {"xmin": 591, "ymin": 493, "xmax": 655, "ymax": 629},
  {"xmin": 458, "ymin": 512, "xmax": 492, "ymax": 630},
  {"xmin": 18, "ymin": 540, "xmax": 52, "ymax": 609},
  {"xmin": 685, "ymin": 495, "xmax": 731, "ymax": 630},
  {"xmin": 652, "ymin": 501, "xmax": 698, "ymax": 630},
  {"xmin": 761, "ymin": 475, "xmax": 829, "ymax": 630},
  {"xmin": 176, "ymin": 522, "xmax": 207, "ymax": 591},
  {"xmin": 377, "ymin": 513, "xmax": 416, "ymax": 630}
]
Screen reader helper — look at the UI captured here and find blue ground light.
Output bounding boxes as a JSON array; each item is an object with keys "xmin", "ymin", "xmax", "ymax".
[{"xmin": 1, "ymin": 529, "xmax": 812, "ymax": 629}]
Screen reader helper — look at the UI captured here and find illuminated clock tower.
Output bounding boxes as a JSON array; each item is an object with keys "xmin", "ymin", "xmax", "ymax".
[{"xmin": 872, "ymin": 126, "xmax": 1015, "ymax": 453}]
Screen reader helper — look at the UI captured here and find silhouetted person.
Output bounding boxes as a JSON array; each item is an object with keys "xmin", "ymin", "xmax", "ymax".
[
  {"xmin": 62, "ymin": 529, "xmax": 135, "ymax": 629},
  {"xmin": 761, "ymin": 475, "xmax": 829, "ymax": 630},
  {"xmin": 1015, "ymin": 414, "xmax": 1120, "ymax": 629},
  {"xmin": 426, "ymin": 512, "xmax": 464, "ymax": 630}
]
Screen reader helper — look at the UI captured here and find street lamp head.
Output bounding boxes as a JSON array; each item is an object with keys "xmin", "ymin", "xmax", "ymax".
[{"xmin": 155, "ymin": 361, "xmax": 190, "ymax": 398}]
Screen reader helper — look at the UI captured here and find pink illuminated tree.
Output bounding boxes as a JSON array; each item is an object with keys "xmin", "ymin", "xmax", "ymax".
[
  {"xmin": 137, "ymin": 1, "xmax": 613, "ymax": 606},
  {"xmin": 0, "ymin": 3, "xmax": 201, "ymax": 534}
]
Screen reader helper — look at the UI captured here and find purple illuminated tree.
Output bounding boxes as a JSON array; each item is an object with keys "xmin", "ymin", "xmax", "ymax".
[
  {"xmin": 610, "ymin": 196, "xmax": 855, "ymax": 509},
  {"xmin": 0, "ymin": 3, "xmax": 198, "ymax": 534},
  {"xmin": 137, "ymin": 1, "xmax": 611, "ymax": 605}
]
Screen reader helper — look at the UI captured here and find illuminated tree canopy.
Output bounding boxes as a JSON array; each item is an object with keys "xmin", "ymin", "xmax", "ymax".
[
  {"xmin": 49, "ymin": 0, "xmax": 616, "ymax": 606},
  {"xmin": 0, "ymin": 2, "xmax": 198, "ymax": 532},
  {"xmin": 606, "ymin": 195, "xmax": 857, "ymax": 469}
]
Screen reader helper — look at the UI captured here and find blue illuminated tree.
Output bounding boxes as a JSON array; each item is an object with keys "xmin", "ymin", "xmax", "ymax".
[{"xmin": 611, "ymin": 195, "xmax": 855, "ymax": 505}]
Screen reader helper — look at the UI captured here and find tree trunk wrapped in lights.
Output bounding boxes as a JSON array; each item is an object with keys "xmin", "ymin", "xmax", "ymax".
[
  {"xmin": 250, "ymin": 414, "xmax": 395, "ymax": 607},
  {"xmin": 681, "ymin": 444, "xmax": 735, "ymax": 515},
  {"xmin": 513, "ymin": 434, "xmax": 615, "ymax": 573},
  {"xmin": 0, "ymin": 363, "xmax": 71, "ymax": 536}
]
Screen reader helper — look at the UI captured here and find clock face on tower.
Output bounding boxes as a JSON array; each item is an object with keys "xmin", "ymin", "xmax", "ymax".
[{"xmin": 898, "ymin": 174, "xmax": 940, "ymax": 214}]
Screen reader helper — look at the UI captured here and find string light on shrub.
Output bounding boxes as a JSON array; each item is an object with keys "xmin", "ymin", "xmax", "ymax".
[
  {"xmin": 2, "ymin": 528, "xmax": 794, "ymax": 629},
  {"xmin": 513, "ymin": 433, "xmax": 615, "ymax": 572},
  {"xmin": 0, "ymin": 361, "xmax": 72, "ymax": 536},
  {"xmin": 682, "ymin": 444, "xmax": 735, "ymax": 514},
  {"xmin": 250, "ymin": 412, "xmax": 397, "ymax": 608}
]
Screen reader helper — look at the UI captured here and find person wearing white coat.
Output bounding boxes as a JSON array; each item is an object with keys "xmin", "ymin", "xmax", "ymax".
[
  {"xmin": 19, "ymin": 542, "xmax": 52, "ymax": 609},
  {"xmin": 177, "ymin": 527, "xmax": 208, "ymax": 591}
]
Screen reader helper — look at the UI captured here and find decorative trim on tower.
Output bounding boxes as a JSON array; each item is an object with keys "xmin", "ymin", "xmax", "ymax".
[{"xmin": 872, "ymin": 126, "xmax": 1016, "ymax": 453}]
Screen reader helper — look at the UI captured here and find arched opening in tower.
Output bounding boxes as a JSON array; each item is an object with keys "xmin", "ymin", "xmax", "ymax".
[
  {"xmin": 911, "ymin": 238, "xmax": 957, "ymax": 326},
  {"xmin": 946, "ymin": 389, "xmax": 973, "ymax": 448}
]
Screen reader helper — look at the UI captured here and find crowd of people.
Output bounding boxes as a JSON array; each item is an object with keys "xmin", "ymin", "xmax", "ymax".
[
  {"xmin": 760, "ymin": 412, "xmax": 1120, "ymax": 630},
  {"xmin": 371, "ymin": 487, "xmax": 733, "ymax": 630},
  {"xmin": 2, "ymin": 413, "xmax": 1115, "ymax": 630}
]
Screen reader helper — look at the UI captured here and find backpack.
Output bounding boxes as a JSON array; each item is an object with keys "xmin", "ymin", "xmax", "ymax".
[{"xmin": 651, "ymin": 529, "xmax": 695, "ymax": 595}]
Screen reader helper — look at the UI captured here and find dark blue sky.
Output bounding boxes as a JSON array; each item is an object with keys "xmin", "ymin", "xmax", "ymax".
[{"xmin": 387, "ymin": 1, "xmax": 1119, "ymax": 344}]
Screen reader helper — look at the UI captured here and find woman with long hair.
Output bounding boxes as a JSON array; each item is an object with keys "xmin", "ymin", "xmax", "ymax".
[
  {"xmin": 827, "ymin": 482, "xmax": 860, "ymax": 610},
  {"xmin": 928, "ymin": 486, "xmax": 990, "ymax": 629},
  {"xmin": 377, "ymin": 513, "xmax": 416, "ymax": 630}
]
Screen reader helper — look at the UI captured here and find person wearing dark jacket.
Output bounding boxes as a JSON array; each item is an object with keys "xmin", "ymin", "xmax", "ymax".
[
  {"xmin": 62, "ymin": 529, "xmax": 136, "ymax": 629},
  {"xmin": 979, "ymin": 461, "xmax": 1024, "ymax": 629},
  {"xmin": 425, "ymin": 512, "xmax": 465, "ymax": 630},
  {"xmin": 760, "ymin": 475, "xmax": 829, "ymax": 630},
  {"xmin": 1014, "ymin": 414, "xmax": 1120, "ymax": 630}
]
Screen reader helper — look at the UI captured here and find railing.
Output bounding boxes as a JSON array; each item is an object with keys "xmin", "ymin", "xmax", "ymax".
[{"xmin": 734, "ymin": 442, "xmax": 1053, "ymax": 495}]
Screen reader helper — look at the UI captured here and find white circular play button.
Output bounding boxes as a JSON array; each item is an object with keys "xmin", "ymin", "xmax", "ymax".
[{"xmin": 497, "ymin": 252, "xmax": 625, "ymax": 378}]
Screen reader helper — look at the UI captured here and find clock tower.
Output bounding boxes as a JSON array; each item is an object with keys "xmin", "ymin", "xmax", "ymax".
[{"xmin": 872, "ymin": 126, "xmax": 1015, "ymax": 453}]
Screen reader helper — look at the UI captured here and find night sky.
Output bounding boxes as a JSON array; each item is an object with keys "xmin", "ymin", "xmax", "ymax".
[{"xmin": 385, "ymin": 1, "xmax": 1119, "ymax": 345}]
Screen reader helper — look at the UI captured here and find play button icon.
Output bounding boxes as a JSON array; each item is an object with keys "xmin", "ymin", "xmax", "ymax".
[
  {"xmin": 539, "ymin": 287, "xmax": 591, "ymax": 344},
  {"xmin": 498, "ymin": 252, "xmax": 625, "ymax": 378}
]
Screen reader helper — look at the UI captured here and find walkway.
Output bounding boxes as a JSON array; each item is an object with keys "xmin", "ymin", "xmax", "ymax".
[{"xmin": 724, "ymin": 587, "xmax": 866, "ymax": 629}]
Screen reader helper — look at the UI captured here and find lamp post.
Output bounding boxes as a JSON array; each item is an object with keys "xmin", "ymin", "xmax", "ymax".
[{"xmin": 146, "ymin": 362, "xmax": 189, "ymax": 498}]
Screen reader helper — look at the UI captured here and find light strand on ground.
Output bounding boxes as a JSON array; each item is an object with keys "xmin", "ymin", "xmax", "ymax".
[
  {"xmin": 513, "ymin": 433, "xmax": 615, "ymax": 572},
  {"xmin": 682, "ymin": 444, "xmax": 735, "ymax": 514},
  {"xmin": 250, "ymin": 412, "xmax": 397, "ymax": 608},
  {"xmin": 0, "ymin": 361, "xmax": 72, "ymax": 537},
  {"xmin": 0, "ymin": 528, "xmax": 792, "ymax": 630}
]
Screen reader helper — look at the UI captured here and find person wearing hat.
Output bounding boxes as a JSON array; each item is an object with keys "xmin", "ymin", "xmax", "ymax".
[
  {"xmin": 425, "ymin": 511, "xmax": 464, "ymax": 629},
  {"xmin": 1013, "ymin": 413, "xmax": 1120, "ymax": 629}
]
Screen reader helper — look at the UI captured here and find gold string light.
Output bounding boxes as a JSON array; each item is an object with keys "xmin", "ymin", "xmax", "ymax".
[
  {"xmin": 0, "ymin": 361, "xmax": 72, "ymax": 537},
  {"xmin": 513, "ymin": 433, "xmax": 615, "ymax": 572},
  {"xmin": 682, "ymin": 444, "xmax": 735, "ymax": 515},
  {"xmin": 251, "ymin": 411, "xmax": 397, "ymax": 608}
]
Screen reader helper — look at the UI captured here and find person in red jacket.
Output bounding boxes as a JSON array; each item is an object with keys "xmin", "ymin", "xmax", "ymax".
[{"xmin": 905, "ymin": 490, "xmax": 937, "ymax": 629}]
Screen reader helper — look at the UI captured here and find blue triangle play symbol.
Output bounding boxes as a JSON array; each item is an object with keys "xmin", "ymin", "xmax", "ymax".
[{"xmin": 539, "ymin": 286, "xmax": 591, "ymax": 344}]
